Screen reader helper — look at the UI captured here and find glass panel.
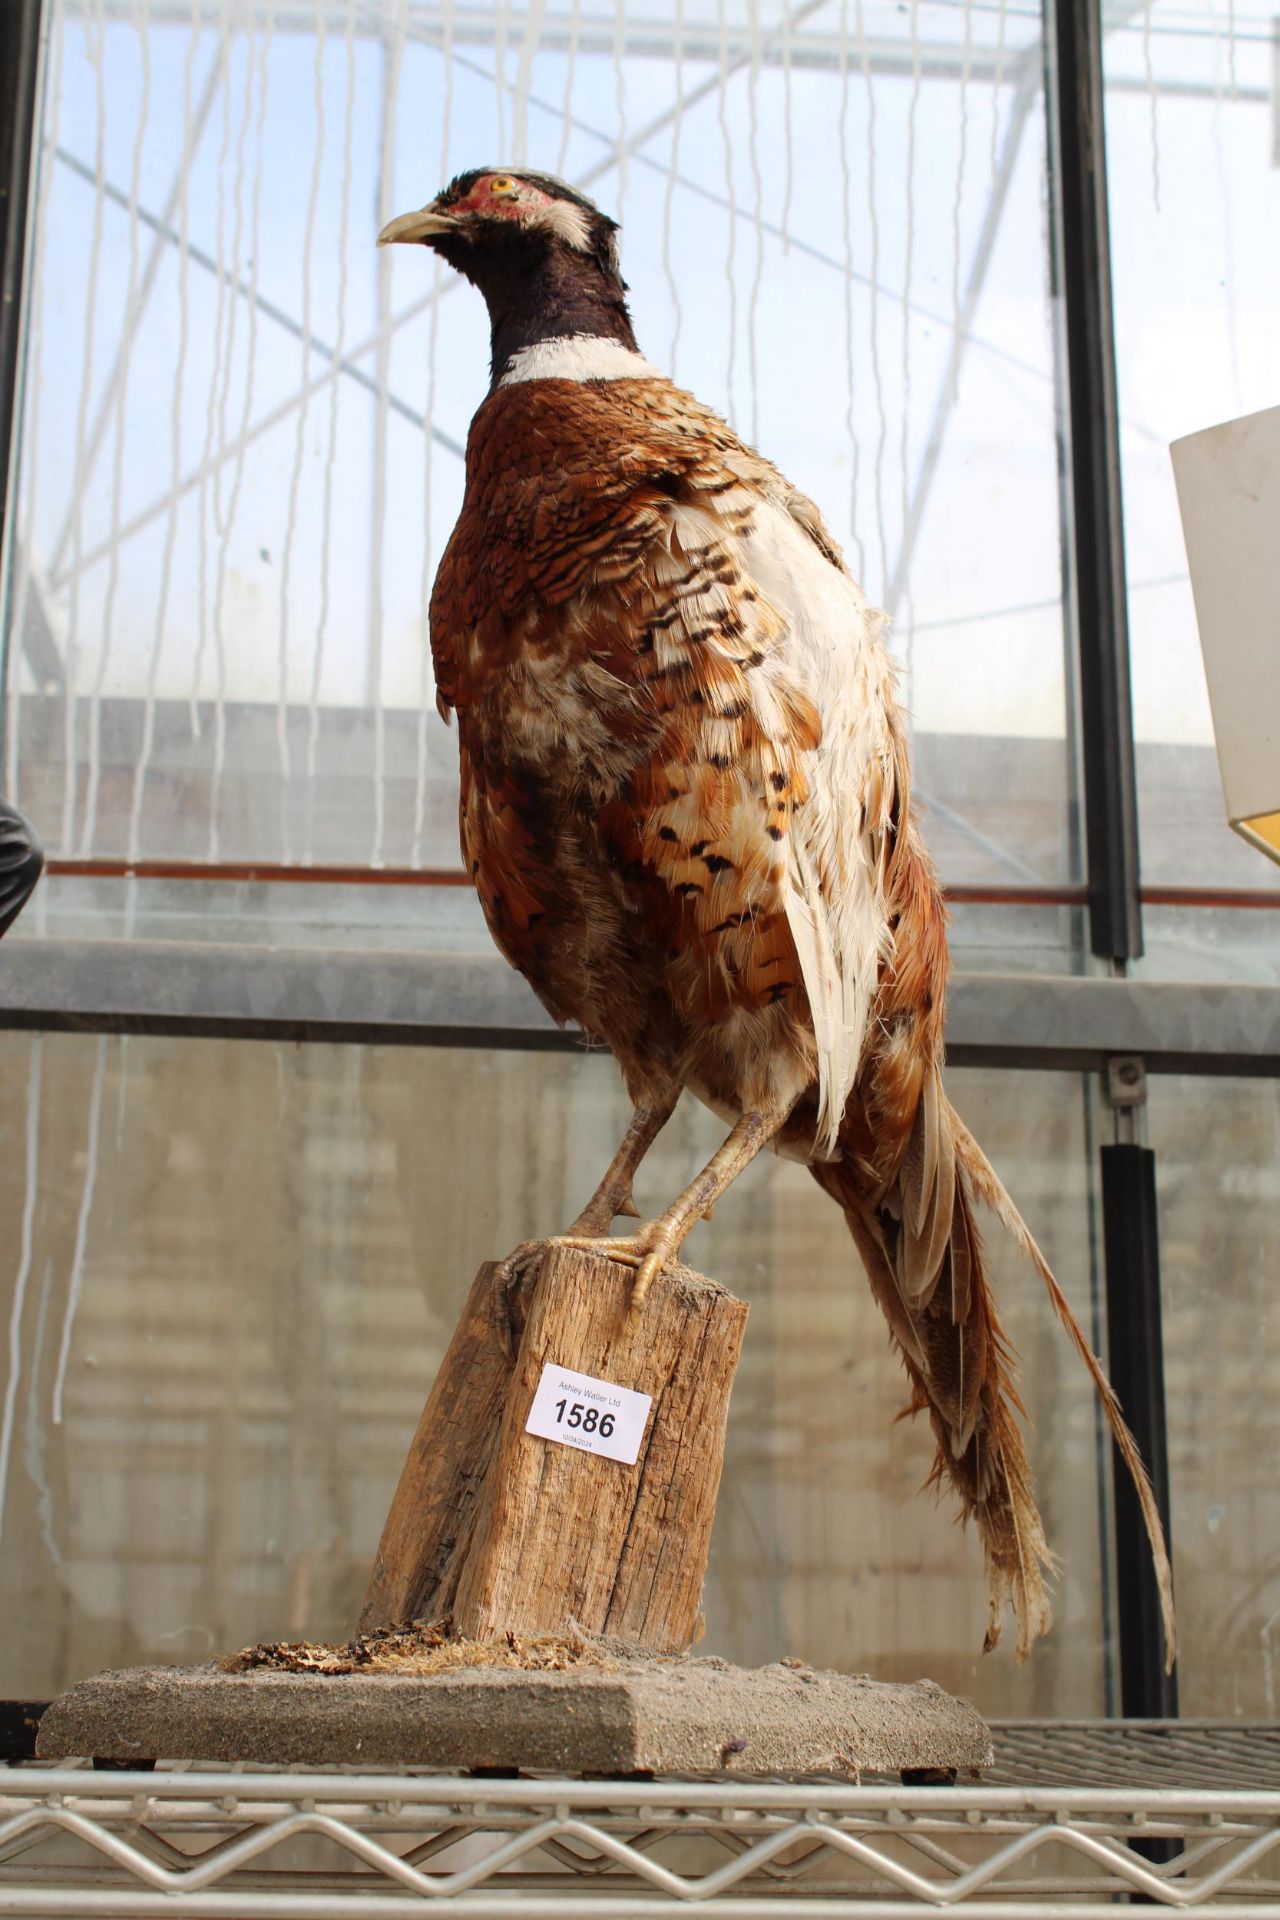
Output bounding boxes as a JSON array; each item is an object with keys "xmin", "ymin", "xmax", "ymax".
[
  {"xmin": 3, "ymin": 0, "xmax": 1076, "ymax": 903},
  {"xmin": 0, "ymin": 1032, "xmax": 1105, "ymax": 1715},
  {"xmin": 1137, "ymin": 903, "xmax": 1280, "ymax": 987},
  {"xmin": 1147, "ymin": 1075, "xmax": 1280, "ymax": 1718},
  {"xmin": 1103, "ymin": 0, "xmax": 1280, "ymax": 893}
]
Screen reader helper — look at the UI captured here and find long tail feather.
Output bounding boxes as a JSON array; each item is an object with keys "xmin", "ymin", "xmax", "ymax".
[
  {"xmin": 946, "ymin": 1104, "xmax": 1177, "ymax": 1672},
  {"xmin": 814, "ymin": 1065, "xmax": 1176, "ymax": 1667},
  {"xmin": 813, "ymin": 1137, "xmax": 1056, "ymax": 1659}
]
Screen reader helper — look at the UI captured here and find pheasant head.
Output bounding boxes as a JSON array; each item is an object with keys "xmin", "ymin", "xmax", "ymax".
[{"xmin": 378, "ymin": 169, "xmax": 638, "ymax": 385}]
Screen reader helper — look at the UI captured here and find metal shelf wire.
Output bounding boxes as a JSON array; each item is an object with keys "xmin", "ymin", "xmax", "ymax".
[{"xmin": 1, "ymin": 1721, "xmax": 1278, "ymax": 1915}]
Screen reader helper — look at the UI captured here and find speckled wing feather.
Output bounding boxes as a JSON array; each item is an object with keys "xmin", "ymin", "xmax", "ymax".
[{"xmin": 431, "ymin": 373, "xmax": 896, "ymax": 1139}]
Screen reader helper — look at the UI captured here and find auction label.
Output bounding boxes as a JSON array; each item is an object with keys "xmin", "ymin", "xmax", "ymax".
[{"xmin": 524, "ymin": 1363, "xmax": 652, "ymax": 1465}]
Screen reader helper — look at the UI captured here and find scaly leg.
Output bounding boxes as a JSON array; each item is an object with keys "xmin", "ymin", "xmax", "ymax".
[
  {"xmin": 495, "ymin": 1109, "xmax": 786, "ymax": 1325},
  {"xmin": 567, "ymin": 1092, "xmax": 680, "ymax": 1234}
]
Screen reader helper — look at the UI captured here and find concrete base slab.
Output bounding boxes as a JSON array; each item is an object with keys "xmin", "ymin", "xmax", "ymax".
[{"xmin": 36, "ymin": 1657, "xmax": 992, "ymax": 1777}]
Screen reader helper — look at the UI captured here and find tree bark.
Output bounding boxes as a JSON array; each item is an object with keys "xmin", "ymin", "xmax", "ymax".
[{"xmin": 361, "ymin": 1245, "xmax": 748, "ymax": 1651}]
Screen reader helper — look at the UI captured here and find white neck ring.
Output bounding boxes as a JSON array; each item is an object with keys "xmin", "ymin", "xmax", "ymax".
[{"xmin": 500, "ymin": 335, "xmax": 658, "ymax": 387}]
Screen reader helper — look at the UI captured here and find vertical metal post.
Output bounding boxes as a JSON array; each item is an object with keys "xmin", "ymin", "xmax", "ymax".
[
  {"xmin": 0, "ymin": 0, "xmax": 43, "ymax": 562},
  {"xmin": 1043, "ymin": 0, "xmax": 1144, "ymax": 962},
  {"xmin": 1046, "ymin": 0, "xmax": 1173, "ymax": 1734},
  {"xmin": 1100, "ymin": 1135, "xmax": 1178, "ymax": 1721}
]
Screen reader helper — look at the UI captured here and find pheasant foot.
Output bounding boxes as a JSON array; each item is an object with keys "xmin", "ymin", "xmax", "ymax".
[
  {"xmin": 488, "ymin": 1226, "xmax": 684, "ymax": 1336},
  {"xmin": 492, "ymin": 1109, "xmax": 786, "ymax": 1335}
]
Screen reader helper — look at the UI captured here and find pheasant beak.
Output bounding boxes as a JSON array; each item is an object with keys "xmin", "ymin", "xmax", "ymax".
[{"xmin": 377, "ymin": 203, "xmax": 459, "ymax": 247}]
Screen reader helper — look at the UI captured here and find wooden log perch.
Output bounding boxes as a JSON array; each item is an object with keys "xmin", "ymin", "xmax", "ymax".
[{"xmin": 361, "ymin": 1246, "xmax": 748, "ymax": 1651}]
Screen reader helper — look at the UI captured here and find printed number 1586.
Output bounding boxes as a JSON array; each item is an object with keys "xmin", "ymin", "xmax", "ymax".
[{"xmin": 554, "ymin": 1399, "xmax": 616, "ymax": 1439}]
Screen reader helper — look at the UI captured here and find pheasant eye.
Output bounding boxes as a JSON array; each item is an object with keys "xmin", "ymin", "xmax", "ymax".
[{"xmin": 489, "ymin": 175, "xmax": 517, "ymax": 195}]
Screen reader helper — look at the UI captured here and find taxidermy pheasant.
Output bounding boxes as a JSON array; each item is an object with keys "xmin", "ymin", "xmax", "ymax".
[{"xmin": 379, "ymin": 167, "xmax": 1175, "ymax": 1663}]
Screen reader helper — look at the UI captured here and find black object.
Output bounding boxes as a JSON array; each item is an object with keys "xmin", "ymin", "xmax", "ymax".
[
  {"xmin": 1, "ymin": 0, "xmax": 42, "ymax": 544},
  {"xmin": 1043, "ymin": 0, "xmax": 1144, "ymax": 963},
  {"xmin": 0, "ymin": 799, "xmax": 41, "ymax": 937},
  {"xmin": 1101, "ymin": 1143, "xmax": 1178, "ymax": 1722},
  {"xmin": 0, "ymin": 1699, "xmax": 50, "ymax": 1762}
]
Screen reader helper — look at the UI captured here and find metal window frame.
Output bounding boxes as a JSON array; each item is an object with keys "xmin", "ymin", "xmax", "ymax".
[
  {"xmin": 1043, "ymin": 0, "xmax": 1145, "ymax": 964},
  {"xmin": 0, "ymin": 0, "xmax": 43, "ymax": 579}
]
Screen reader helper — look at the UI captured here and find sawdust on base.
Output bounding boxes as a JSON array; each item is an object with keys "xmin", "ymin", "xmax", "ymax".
[{"xmin": 221, "ymin": 1617, "xmax": 634, "ymax": 1679}]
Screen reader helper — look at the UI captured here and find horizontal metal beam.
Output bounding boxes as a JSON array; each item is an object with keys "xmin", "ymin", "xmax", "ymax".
[
  {"xmin": 946, "ymin": 970, "xmax": 1280, "ymax": 1075},
  {"xmin": 1, "ymin": 939, "xmax": 1277, "ymax": 1075},
  {"xmin": 0, "ymin": 938, "xmax": 560, "ymax": 1051},
  {"xmin": 79, "ymin": 0, "xmax": 1022, "ymax": 81},
  {"xmin": 64, "ymin": 0, "xmax": 1273, "ymax": 101}
]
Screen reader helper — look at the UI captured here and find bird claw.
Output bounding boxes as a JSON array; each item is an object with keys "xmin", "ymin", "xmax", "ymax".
[
  {"xmin": 493, "ymin": 1233, "xmax": 639, "ymax": 1292},
  {"xmin": 487, "ymin": 1243, "xmax": 545, "ymax": 1357},
  {"xmin": 627, "ymin": 1249, "xmax": 667, "ymax": 1324},
  {"xmin": 625, "ymin": 1226, "xmax": 683, "ymax": 1324}
]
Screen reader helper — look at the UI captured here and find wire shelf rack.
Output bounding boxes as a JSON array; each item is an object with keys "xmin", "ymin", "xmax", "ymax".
[{"xmin": 1, "ymin": 1720, "xmax": 1278, "ymax": 1915}]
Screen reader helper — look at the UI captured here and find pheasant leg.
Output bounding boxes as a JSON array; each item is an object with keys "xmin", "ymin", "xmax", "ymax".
[{"xmin": 567, "ymin": 1092, "xmax": 680, "ymax": 1234}]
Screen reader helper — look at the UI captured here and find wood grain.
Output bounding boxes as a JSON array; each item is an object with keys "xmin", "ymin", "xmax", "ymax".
[
  {"xmin": 360, "ymin": 1246, "xmax": 748, "ymax": 1650},
  {"xmin": 360, "ymin": 1262, "xmax": 520, "ymax": 1633}
]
